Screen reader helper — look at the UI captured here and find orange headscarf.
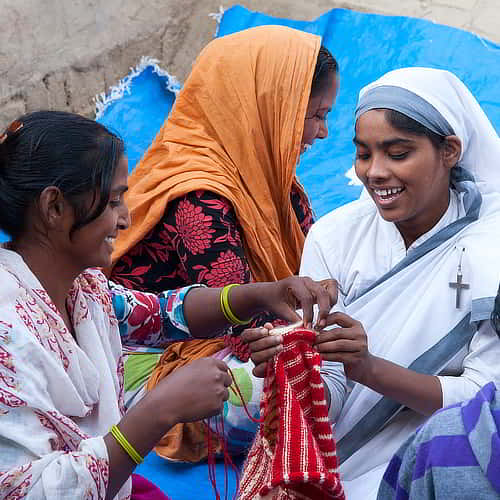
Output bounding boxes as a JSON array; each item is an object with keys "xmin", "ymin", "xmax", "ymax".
[{"xmin": 111, "ymin": 26, "xmax": 321, "ymax": 282}]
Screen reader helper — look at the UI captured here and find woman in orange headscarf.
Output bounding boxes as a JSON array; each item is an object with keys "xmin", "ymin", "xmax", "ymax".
[{"xmin": 109, "ymin": 25, "xmax": 339, "ymax": 462}]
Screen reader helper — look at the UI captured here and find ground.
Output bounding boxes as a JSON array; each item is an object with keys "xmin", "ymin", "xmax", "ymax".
[{"xmin": 0, "ymin": 0, "xmax": 498, "ymax": 128}]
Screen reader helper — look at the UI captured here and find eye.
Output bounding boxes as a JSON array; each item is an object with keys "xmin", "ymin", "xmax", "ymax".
[
  {"xmin": 389, "ymin": 152, "xmax": 409, "ymax": 160},
  {"xmin": 355, "ymin": 151, "xmax": 370, "ymax": 161},
  {"xmin": 109, "ymin": 197, "xmax": 121, "ymax": 208}
]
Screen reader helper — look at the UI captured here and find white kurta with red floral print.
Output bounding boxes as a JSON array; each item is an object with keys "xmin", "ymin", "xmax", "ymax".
[{"xmin": 0, "ymin": 248, "xmax": 197, "ymax": 499}]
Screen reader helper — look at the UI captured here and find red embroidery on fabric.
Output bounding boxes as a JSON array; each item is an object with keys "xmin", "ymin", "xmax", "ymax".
[
  {"xmin": 0, "ymin": 465, "xmax": 32, "ymax": 500},
  {"xmin": 85, "ymin": 454, "xmax": 109, "ymax": 499},
  {"xmin": 0, "ymin": 345, "xmax": 15, "ymax": 373},
  {"xmin": 0, "ymin": 386, "xmax": 26, "ymax": 408}
]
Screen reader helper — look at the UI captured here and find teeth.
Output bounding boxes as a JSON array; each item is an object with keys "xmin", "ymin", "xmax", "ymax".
[
  {"xmin": 303, "ymin": 144, "xmax": 311, "ymax": 152},
  {"xmin": 105, "ymin": 237, "xmax": 115, "ymax": 244},
  {"xmin": 374, "ymin": 187, "xmax": 404, "ymax": 196}
]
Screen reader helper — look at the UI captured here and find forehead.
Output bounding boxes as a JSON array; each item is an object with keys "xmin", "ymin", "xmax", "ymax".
[
  {"xmin": 309, "ymin": 74, "xmax": 339, "ymax": 107},
  {"xmin": 355, "ymin": 109, "xmax": 423, "ymax": 143},
  {"xmin": 112, "ymin": 156, "xmax": 129, "ymax": 188}
]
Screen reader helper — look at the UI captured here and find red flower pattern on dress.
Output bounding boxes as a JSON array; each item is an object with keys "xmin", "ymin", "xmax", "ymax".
[
  {"xmin": 126, "ymin": 291, "xmax": 162, "ymax": 341},
  {"xmin": 193, "ymin": 250, "xmax": 247, "ymax": 287},
  {"xmin": 172, "ymin": 198, "xmax": 215, "ymax": 255}
]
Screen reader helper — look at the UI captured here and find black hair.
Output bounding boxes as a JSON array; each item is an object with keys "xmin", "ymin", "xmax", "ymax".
[
  {"xmin": 0, "ymin": 110, "xmax": 124, "ymax": 239},
  {"xmin": 385, "ymin": 109, "xmax": 447, "ymax": 150},
  {"xmin": 491, "ymin": 284, "xmax": 500, "ymax": 338},
  {"xmin": 311, "ymin": 46, "xmax": 338, "ymax": 97}
]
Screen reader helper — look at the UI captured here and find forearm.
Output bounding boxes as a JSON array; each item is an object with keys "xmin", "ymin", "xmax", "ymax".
[
  {"xmin": 183, "ymin": 283, "xmax": 267, "ymax": 338},
  {"xmin": 360, "ymin": 356, "xmax": 443, "ymax": 416},
  {"xmin": 104, "ymin": 390, "xmax": 176, "ymax": 499}
]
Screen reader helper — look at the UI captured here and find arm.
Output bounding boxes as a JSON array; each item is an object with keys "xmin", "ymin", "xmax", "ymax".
[
  {"xmin": 315, "ymin": 312, "xmax": 443, "ymax": 416},
  {"xmin": 165, "ymin": 191, "xmax": 282, "ymax": 330},
  {"xmin": 438, "ymin": 320, "xmax": 500, "ymax": 407},
  {"xmin": 111, "ymin": 277, "xmax": 339, "ymax": 345}
]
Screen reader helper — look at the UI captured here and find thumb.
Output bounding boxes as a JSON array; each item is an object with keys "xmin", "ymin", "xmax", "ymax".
[{"xmin": 273, "ymin": 304, "xmax": 301, "ymax": 325}]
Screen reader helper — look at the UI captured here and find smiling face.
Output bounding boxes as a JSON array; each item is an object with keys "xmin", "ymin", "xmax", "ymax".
[
  {"xmin": 69, "ymin": 155, "xmax": 130, "ymax": 269},
  {"xmin": 301, "ymin": 74, "xmax": 339, "ymax": 155},
  {"xmin": 354, "ymin": 109, "xmax": 458, "ymax": 246}
]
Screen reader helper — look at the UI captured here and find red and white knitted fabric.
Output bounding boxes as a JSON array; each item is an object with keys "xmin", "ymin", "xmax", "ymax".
[{"xmin": 238, "ymin": 328, "xmax": 345, "ymax": 500}]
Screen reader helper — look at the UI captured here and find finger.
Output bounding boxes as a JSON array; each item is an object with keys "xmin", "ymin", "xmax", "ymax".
[
  {"xmin": 253, "ymin": 362, "xmax": 269, "ymax": 378},
  {"xmin": 223, "ymin": 372, "xmax": 233, "ymax": 387},
  {"xmin": 313, "ymin": 280, "xmax": 337, "ymax": 329},
  {"xmin": 320, "ymin": 279, "xmax": 339, "ymax": 307},
  {"xmin": 263, "ymin": 322, "xmax": 274, "ymax": 330},
  {"xmin": 213, "ymin": 359, "xmax": 230, "ymax": 371},
  {"xmin": 315, "ymin": 339, "xmax": 361, "ymax": 353},
  {"xmin": 248, "ymin": 334, "xmax": 282, "ymax": 353},
  {"xmin": 272, "ymin": 304, "xmax": 302, "ymax": 325},
  {"xmin": 251, "ymin": 345, "xmax": 282, "ymax": 365},
  {"xmin": 290, "ymin": 281, "xmax": 314, "ymax": 327},
  {"xmin": 241, "ymin": 327, "xmax": 270, "ymax": 344},
  {"xmin": 314, "ymin": 327, "xmax": 361, "ymax": 344},
  {"xmin": 323, "ymin": 311, "xmax": 359, "ymax": 329}
]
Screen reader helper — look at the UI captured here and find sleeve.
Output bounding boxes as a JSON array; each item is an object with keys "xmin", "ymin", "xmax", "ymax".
[
  {"xmin": 109, "ymin": 280, "xmax": 206, "ymax": 347},
  {"xmin": 166, "ymin": 191, "xmax": 280, "ymax": 331},
  {"xmin": 299, "ymin": 224, "xmax": 339, "ymax": 282},
  {"xmin": 0, "ymin": 327, "xmax": 112, "ymax": 498},
  {"xmin": 438, "ymin": 319, "xmax": 500, "ymax": 407},
  {"xmin": 300, "ymin": 226, "xmax": 348, "ymax": 422}
]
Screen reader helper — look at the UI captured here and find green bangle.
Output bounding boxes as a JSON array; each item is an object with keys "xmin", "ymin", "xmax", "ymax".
[
  {"xmin": 110, "ymin": 424, "xmax": 143, "ymax": 465},
  {"xmin": 220, "ymin": 284, "xmax": 251, "ymax": 326}
]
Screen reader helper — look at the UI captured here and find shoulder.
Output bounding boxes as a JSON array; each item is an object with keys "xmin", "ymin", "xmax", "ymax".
[{"xmin": 307, "ymin": 197, "xmax": 377, "ymax": 246}]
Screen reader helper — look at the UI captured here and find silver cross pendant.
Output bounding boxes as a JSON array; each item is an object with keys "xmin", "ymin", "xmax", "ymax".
[{"xmin": 449, "ymin": 247, "xmax": 469, "ymax": 309}]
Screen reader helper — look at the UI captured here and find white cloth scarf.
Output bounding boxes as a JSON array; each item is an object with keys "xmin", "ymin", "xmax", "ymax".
[
  {"xmin": 323, "ymin": 68, "xmax": 500, "ymax": 475},
  {"xmin": 356, "ymin": 67, "xmax": 500, "ymax": 194},
  {"xmin": 0, "ymin": 248, "xmax": 131, "ymax": 500}
]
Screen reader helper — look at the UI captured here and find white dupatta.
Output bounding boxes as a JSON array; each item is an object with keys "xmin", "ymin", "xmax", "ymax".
[{"xmin": 0, "ymin": 248, "xmax": 131, "ymax": 499}]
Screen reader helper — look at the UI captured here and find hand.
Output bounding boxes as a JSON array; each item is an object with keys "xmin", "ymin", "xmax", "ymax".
[
  {"xmin": 151, "ymin": 357, "xmax": 232, "ymax": 425},
  {"xmin": 241, "ymin": 322, "xmax": 281, "ymax": 377},
  {"xmin": 256, "ymin": 277, "xmax": 338, "ymax": 329},
  {"xmin": 314, "ymin": 312, "xmax": 374, "ymax": 383}
]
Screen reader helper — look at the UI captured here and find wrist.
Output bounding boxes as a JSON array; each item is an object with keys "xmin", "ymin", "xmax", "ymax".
[
  {"xmin": 356, "ymin": 354, "xmax": 379, "ymax": 387},
  {"xmin": 229, "ymin": 282, "xmax": 264, "ymax": 320}
]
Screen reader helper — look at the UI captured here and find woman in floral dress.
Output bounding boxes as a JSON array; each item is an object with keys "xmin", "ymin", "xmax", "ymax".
[{"xmin": 109, "ymin": 26, "xmax": 339, "ymax": 460}]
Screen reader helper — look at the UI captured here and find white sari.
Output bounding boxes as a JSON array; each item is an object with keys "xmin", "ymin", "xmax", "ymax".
[{"xmin": 301, "ymin": 68, "xmax": 500, "ymax": 498}]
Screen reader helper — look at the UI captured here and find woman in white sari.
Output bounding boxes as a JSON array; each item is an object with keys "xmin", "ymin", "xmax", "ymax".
[{"xmin": 244, "ymin": 67, "xmax": 500, "ymax": 498}]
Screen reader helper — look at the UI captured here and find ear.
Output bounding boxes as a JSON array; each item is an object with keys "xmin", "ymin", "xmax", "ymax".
[
  {"xmin": 442, "ymin": 135, "xmax": 462, "ymax": 170},
  {"xmin": 37, "ymin": 186, "xmax": 70, "ymax": 230}
]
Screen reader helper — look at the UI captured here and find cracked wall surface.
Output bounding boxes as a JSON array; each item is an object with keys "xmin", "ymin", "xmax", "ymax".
[{"xmin": 0, "ymin": 0, "xmax": 498, "ymax": 128}]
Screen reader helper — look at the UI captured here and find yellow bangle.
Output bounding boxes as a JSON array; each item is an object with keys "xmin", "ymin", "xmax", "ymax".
[
  {"xmin": 220, "ymin": 284, "xmax": 251, "ymax": 326},
  {"xmin": 110, "ymin": 424, "xmax": 143, "ymax": 465}
]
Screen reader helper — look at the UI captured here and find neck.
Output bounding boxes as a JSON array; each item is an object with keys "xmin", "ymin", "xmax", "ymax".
[
  {"xmin": 397, "ymin": 191, "xmax": 451, "ymax": 249},
  {"xmin": 10, "ymin": 239, "xmax": 80, "ymax": 315}
]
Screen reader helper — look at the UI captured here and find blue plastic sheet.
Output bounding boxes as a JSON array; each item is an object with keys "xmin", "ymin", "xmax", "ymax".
[{"xmin": 9, "ymin": 5, "xmax": 500, "ymax": 499}]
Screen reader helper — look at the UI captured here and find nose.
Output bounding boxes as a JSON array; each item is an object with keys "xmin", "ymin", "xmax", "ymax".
[
  {"xmin": 117, "ymin": 205, "xmax": 131, "ymax": 231},
  {"xmin": 317, "ymin": 119, "xmax": 328, "ymax": 140},
  {"xmin": 365, "ymin": 153, "xmax": 390, "ymax": 181}
]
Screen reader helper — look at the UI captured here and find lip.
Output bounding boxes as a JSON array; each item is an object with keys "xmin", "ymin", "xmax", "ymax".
[{"xmin": 370, "ymin": 187, "xmax": 405, "ymax": 207}]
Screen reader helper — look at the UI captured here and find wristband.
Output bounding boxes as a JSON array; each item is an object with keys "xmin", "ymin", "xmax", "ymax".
[
  {"xmin": 220, "ymin": 284, "xmax": 251, "ymax": 326},
  {"xmin": 110, "ymin": 424, "xmax": 143, "ymax": 465}
]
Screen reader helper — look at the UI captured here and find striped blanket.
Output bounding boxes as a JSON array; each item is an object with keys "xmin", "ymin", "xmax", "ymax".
[{"xmin": 378, "ymin": 382, "xmax": 500, "ymax": 499}]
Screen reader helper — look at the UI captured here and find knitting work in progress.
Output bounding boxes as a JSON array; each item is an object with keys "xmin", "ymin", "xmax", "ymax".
[{"xmin": 238, "ymin": 326, "xmax": 345, "ymax": 500}]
